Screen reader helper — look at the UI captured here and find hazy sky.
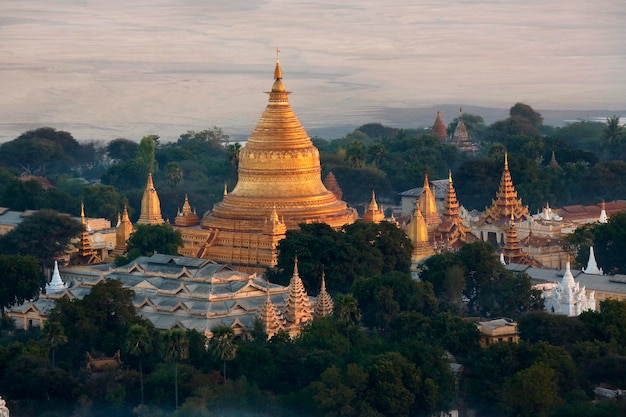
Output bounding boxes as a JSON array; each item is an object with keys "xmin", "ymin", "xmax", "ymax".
[{"xmin": 1, "ymin": 0, "xmax": 625, "ymax": 142}]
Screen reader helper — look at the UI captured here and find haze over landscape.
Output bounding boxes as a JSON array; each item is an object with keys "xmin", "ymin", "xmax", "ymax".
[{"xmin": 1, "ymin": 0, "xmax": 625, "ymax": 143}]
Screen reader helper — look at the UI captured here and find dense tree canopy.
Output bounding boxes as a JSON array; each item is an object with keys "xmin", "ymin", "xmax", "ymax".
[
  {"xmin": 115, "ymin": 224, "xmax": 184, "ymax": 265},
  {"xmin": 0, "ymin": 254, "xmax": 40, "ymax": 318}
]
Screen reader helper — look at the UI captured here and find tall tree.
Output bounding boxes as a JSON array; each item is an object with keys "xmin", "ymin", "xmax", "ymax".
[
  {"xmin": 208, "ymin": 325, "xmax": 238, "ymax": 381},
  {"xmin": 41, "ymin": 320, "xmax": 68, "ymax": 368},
  {"xmin": 164, "ymin": 328, "xmax": 189, "ymax": 410},
  {"xmin": 125, "ymin": 323, "xmax": 153, "ymax": 406}
]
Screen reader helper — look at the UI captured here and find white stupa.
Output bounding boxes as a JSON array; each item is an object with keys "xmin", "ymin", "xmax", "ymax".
[
  {"xmin": 45, "ymin": 261, "xmax": 69, "ymax": 293},
  {"xmin": 582, "ymin": 246, "xmax": 603, "ymax": 275}
]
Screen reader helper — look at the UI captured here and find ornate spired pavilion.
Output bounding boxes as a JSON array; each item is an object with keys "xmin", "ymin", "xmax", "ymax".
[
  {"xmin": 178, "ymin": 58, "xmax": 357, "ymax": 272},
  {"xmin": 479, "ymin": 153, "xmax": 530, "ymax": 225}
]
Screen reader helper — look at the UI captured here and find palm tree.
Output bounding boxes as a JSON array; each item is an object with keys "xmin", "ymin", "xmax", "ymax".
[
  {"xmin": 209, "ymin": 325, "xmax": 238, "ymax": 381},
  {"xmin": 333, "ymin": 294, "xmax": 361, "ymax": 353},
  {"xmin": 124, "ymin": 324, "xmax": 152, "ymax": 406},
  {"xmin": 604, "ymin": 115, "xmax": 623, "ymax": 145},
  {"xmin": 164, "ymin": 328, "xmax": 189, "ymax": 409},
  {"xmin": 41, "ymin": 320, "xmax": 67, "ymax": 368}
]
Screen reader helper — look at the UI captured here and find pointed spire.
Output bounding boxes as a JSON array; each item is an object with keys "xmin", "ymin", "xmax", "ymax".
[
  {"xmin": 314, "ymin": 271, "xmax": 334, "ymax": 318},
  {"xmin": 549, "ymin": 150, "xmax": 559, "ymax": 167},
  {"xmin": 582, "ymin": 246, "xmax": 603, "ymax": 275},
  {"xmin": 418, "ymin": 173, "xmax": 440, "ymax": 228},
  {"xmin": 137, "ymin": 172, "xmax": 164, "ymax": 225},
  {"xmin": 500, "ymin": 252, "xmax": 506, "ymax": 266},
  {"xmin": 175, "ymin": 194, "xmax": 199, "ymax": 227},
  {"xmin": 504, "ymin": 152, "xmax": 509, "ymax": 170},
  {"xmin": 270, "ymin": 204, "xmax": 279, "ymax": 223},
  {"xmin": 223, "ymin": 182, "xmax": 228, "ymax": 196},
  {"xmin": 46, "ymin": 260, "xmax": 68, "ymax": 293},
  {"xmin": 258, "ymin": 279, "xmax": 285, "ymax": 339},
  {"xmin": 80, "ymin": 202, "xmax": 86, "ymax": 225},
  {"xmin": 562, "ymin": 256, "xmax": 576, "ymax": 288},
  {"xmin": 283, "ymin": 256, "xmax": 313, "ymax": 336},
  {"xmin": 599, "ymin": 200, "xmax": 608, "ymax": 223},
  {"xmin": 363, "ymin": 190, "xmax": 385, "ymax": 223},
  {"xmin": 368, "ymin": 190, "xmax": 379, "ymax": 211}
]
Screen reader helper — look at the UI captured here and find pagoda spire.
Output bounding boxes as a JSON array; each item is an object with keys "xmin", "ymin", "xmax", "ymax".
[
  {"xmin": 111, "ymin": 204, "xmax": 134, "ymax": 258},
  {"xmin": 582, "ymin": 246, "xmax": 603, "ymax": 275},
  {"xmin": 46, "ymin": 260, "xmax": 68, "ymax": 293},
  {"xmin": 314, "ymin": 272, "xmax": 334, "ymax": 318},
  {"xmin": 75, "ymin": 203, "xmax": 101, "ymax": 265},
  {"xmin": 418, "ymin": 173, "xmax": 440, "ymax": 229},
  {"xmin": 407, "ymin": 205, "xmax": 434, "ymax": 263},
  {"xmin": 435, "ymin": 170, "xmax": 475, "ymax": 250},
  {"xmin": 363, "ymin": 190, "xmax": 385, "ymax": 223},
  {"xmin": 137, "ymin": 172, "xmax": 164, "ymax": 225},
  {"xmin": 175, "ymin": 194, "xmax": 199, "ymax": 227},
  {"xmin": 479, "ymin": 152, "xmax": 530, "ymax": 224},
  {"xmin": 258, "ymin": 280, "xmax": 285, "ymax": 339},
  {"xmin": 442, "ymin": 170, "xmax": 460, "ymax": 219},
  {"xmin": 283, "ymin": 257, "xmax": 313, "ymax": 337}
]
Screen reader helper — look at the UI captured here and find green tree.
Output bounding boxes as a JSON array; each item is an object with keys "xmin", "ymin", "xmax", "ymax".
[
  {"xmin": 0, "ymin": 255, "xmax": 40, "ymax": 318},
  {"xmin": 105, "ymin": 138, "xmax": 139, "ymax": 162},
  {"xmin": 125, "ymin": 323, "xmax": 153, "ymax": 406},
  {"xmin": 334, "ymin": 294, "xmax": 362, "ymax": 353},
  {"xmin": 0, "ymin": 210, "xmax": 82, "ymax": 269},
  {"xmin": 164, "ymin": 328, "xmax": 189, "ymax": 409},
  {"xmin": 116, "ymin": 224, "xmax": 183, "ymax": 265},
  {"xmin": 208, "ymin": 325, "xmax": 238, "ymax": 381},
  {"xmin": 501, "ymin": 362, "xmax": 562, "ymax": 417},
  {"xmin": 41, "ymin": 320, "xmax": 68, "ymax": 368},
  {"xmin": 82, "ymin": 184, "xmax": 124, "ymax": 222},
  {"xmin": 164, "ymin": 162, "xmax": 183, "ymax": 189},
  {"xmin": 345, "ymin": 140, "xmax": 366, "ymax": 168},
  {"xmin": 136, "ymin": 135, "xmax": 157, "ymax": 173}
]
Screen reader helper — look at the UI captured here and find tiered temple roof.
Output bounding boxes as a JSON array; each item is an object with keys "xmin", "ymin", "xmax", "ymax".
[
  {"xmin": 450, "ymin": 109, "xmax": 476, "ymax": 153},
  {"xmin": 479, "ymin": 153, "xmax": 530, "ymax": 224},
  {"xmin": 434, "ymin": 171, "xmax": 475, "ymax": 249},
  {"xmin": 501, "ymin": 214, "xmax": 542, "ymax": 267},
  {"xmin": 283, "ymin": 258, "xmax": 313, "ymax": 337},
  {"xmin": 314, "ymin": 272, "xmax": 334, "ymax": 318},
  {"xmin": 74, "ymin": 203, "xmax": 102, "ymax": 265},
  {"xmin": 406, "ymin": 206, "xmax": 434, "ymax": 263}
]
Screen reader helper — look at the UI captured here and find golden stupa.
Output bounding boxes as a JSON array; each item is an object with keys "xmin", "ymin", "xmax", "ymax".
[{"xmin": 178, "ymin": 57, "xmax": 357, "ymax": 272}]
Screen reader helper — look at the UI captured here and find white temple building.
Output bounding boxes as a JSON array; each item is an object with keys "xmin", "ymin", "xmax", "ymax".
[{"xmin": 544, "ymin": 259, "xmax": 596, "ymax": 317}]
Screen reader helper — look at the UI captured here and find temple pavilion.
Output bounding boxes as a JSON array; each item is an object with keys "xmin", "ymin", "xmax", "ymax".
[{"xmin": 176, "ymin": 58, "xmax": 357, "ymax": 272}]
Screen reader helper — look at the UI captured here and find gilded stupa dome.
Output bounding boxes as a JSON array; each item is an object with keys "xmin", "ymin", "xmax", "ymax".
[{"xmin": 202, "ymin": 58, "xmax": 357, "ymax": 232}]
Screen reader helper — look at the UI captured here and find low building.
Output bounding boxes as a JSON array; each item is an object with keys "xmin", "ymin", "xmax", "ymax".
[{"xmin": 477, "ymin": 318, "xmax": 520, "ymax": 348}]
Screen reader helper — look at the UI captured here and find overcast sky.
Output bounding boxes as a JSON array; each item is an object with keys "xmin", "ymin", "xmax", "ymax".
[{"xmin": 1, "ymin": 0, "xmax": 625, "ymax": 142}]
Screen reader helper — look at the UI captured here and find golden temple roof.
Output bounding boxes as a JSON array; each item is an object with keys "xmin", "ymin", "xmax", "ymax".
[
  {"xmin": 418, "ymin": 174, "xmax": 441, "ymax": 229},
  {"xmin": 479, "ymin": 153, "xmax": 530, "ymax": 224}
]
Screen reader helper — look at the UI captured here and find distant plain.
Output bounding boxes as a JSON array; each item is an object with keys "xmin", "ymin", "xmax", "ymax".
[{"xmin": 1, "ymin": 0, "xmax": 625, "ymax": 143}]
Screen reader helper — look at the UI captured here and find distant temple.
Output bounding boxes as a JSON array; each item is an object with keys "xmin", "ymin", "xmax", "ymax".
[{"xmin": 542, "ymin": 258, "xmax": 596, "ymax": 316}]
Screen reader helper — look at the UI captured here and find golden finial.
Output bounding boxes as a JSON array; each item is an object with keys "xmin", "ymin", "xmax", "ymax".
[
  {"xmin": 274, "ymin": 49, "xmax": 283, "ymax": 80},
  {"xmin": 223, "ymin": 182, "xmax": 228, "ymax": 196},
  {"xmin": 504, "ymin": 152, "xmax": 509, "ymax": 170},
  {"xmin": 448, "ymin": 170, "xmax": 453, "ymax": 183},
  {"xmin": 423, "ymin": 173, "xmax": 430, "ymax": 189},
  {"xmin": 80, "ymin": 201, "xmax": 86, "ymax": 224}
]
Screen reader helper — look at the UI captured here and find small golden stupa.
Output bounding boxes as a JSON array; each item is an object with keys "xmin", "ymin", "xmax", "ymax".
[{"xmin": 178, "ymin": 56, "xmax": 357, "ymax": 272}]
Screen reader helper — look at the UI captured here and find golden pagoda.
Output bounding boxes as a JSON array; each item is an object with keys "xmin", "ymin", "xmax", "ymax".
[
  {"xmin": 432, "ymin": 111, "xmax": 448, "ymax": 142},
  {"xmin": 110, "ymin": 205, "xmax": 134, "ymax": 259},
  {"xmin": 479, "ymin": 153, "xmax": 530, "ymax": 225},
  {"xmin": 178, "ymin": 57, "xmax": 357, "ymax": 272},
  {"xmin": 362, "ymin": 191, "xmax": 385, "ymax": 223},
  {"xmin": 418, "ymin": 174, "xmax": 441, "ymax": 231},
  {"xmin": 406, "ymin": 206, "xmax": 434, "ymax": 263},
  {"xmin": 450, "ymin": 108, "xmax": 475, "ymax": 153},
  {"xmin": 258, "ymin": 281, "xmax": 286, "ymax": 340},
  {"xmin": 175, "ymin": 194, "xmax": 199, "ymax": 227},
  {"xmin": 137, "ymin": 172, "xmax": 164, "ymax": 225},
  {"xmin": 434, "ymin": 171, "xmax": 476, "ymax": 249}
]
